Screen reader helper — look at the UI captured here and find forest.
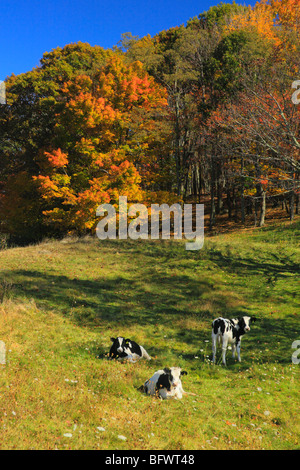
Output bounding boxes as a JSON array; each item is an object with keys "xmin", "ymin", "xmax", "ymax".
[{"xmin": 0, "ymin": 0, "xmax": 299, "ymax": 244}]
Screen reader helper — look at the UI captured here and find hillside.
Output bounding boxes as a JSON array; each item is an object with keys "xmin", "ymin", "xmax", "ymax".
[{"xmin": 0, "ymin": 220, "xmax": 299, "ymax": 450}]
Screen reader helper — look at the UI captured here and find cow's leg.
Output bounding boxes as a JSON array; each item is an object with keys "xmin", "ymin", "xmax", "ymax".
[
  {"xmin": 212, "ymin": 333, "xmax": 217, "ymax": 363},
  {"xmin": 221, "ymin": 336, "xmax": 228, "ymax": 366},
  {"xmin": 236, "ymin": 339, "xmax": 242, "ymax": 362},
  {"xmin": 232, "ymin": 342, "xmax": 236, "ymax": 359}
]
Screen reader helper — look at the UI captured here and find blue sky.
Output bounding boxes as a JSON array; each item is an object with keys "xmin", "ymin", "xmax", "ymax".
[{"xmin": 0, "ymin": 0, "xmax": 257, "ymax": 79}]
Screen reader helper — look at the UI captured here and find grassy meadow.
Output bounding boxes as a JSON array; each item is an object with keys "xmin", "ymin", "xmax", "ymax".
[{"xmin": 0, "ymin": 219, "xmax": 299, "ymax": 450}]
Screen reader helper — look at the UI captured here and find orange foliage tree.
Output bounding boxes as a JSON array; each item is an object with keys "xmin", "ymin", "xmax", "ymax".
[
  {"xmin": 34, "ymin": 57, "xmax": 169, "ymax": 233},
  {"xmin": 0, "ymin": 50, "xmax": 169, "ymax": 239}
]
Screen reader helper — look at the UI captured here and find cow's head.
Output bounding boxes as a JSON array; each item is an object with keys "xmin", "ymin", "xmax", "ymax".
[
  {"xmin": 238, "ymin": 316, "xmax": 257, "ymax": 333},
  {"xmin": 164, "ymin": 367, "xmax": 188, "ymax": 388},
  {"xmin": 110, "ymin": 336, "xmax": 129, "ymax": 354}
]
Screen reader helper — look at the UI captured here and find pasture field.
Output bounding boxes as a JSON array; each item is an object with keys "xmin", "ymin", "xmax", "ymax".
[{"xmin": 0, "ymin": 219, "xmax": 299, "ymax": 450}]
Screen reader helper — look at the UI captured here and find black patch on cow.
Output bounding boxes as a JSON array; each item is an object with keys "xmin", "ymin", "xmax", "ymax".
[
  {"xmin": 238, "ymin": 317, "xmax": 246, "ymax": 332},
  {"xmin": 213, "ymin": 318, "xmax": 226, "ymax": 335},
  {"xmin": 125, "ymin": 339, "xmax": 142, "ymax": 357},
  {"xmin": 156, "ymin": 370, "xmax": 172, "ymax": 392}
]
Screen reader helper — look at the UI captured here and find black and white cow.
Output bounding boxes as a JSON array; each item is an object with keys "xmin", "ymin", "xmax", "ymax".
[
  {"xmin": 143, "ymin": 367, "xmax": 188, "ymax": 399},
  {"xmin": 109, "ymin": 337, "xmax": 151, "ymax": 363},
  {"xmin": 212, "ymin": 316, "xmax": 257, "ymax": 365}
]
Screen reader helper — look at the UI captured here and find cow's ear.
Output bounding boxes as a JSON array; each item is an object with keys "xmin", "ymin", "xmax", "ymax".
[
  {"xmin": 181, "ymin": 370, "xmax": 188, "ymax": 376},
  {"xmin": 110, "ymin": 337, "xmax": 116, "ymax": 342},
  {"xmin": 163, "ymin": 368, "xmax": 171, "ymax": 374},
  {"xmin": 125, "ymin": 339, "xmax": 131, "ymax": 344},
  {"xmin": 251, "ymin": 317, "xmax": 258, "ymax": 322}
]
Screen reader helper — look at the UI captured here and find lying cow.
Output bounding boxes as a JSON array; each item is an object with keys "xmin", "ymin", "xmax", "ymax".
[
  {"xmin": 143, "ymin": 367, "xmax": 188, "ymax": 399},
  {"xmin": 109, "ymin": 336, "xmax": 151, "ymax": 363},
  {"xmin": 212, "ymin": 316, "xmax": 257, "ymax": 365}
]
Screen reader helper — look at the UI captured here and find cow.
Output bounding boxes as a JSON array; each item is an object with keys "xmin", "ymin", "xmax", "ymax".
[
  {"xmin": 109, "ymin": 336, "xmax": 151, "ymax": 363},
  {"xmin": 212, "ymin": 316, "xmax": 257, "ymax": 365},
  {"xmin": 142, "ymin": 367, "xmax": 188, "ymax": 399}
]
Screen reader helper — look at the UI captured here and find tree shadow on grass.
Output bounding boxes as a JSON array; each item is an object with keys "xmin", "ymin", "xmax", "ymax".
[
  {"xmin": 1, "ymin": 229, "xmax": 298, "ymax": 366},
  {"xmin": 0, "ymin": 264, "xmax": 240, "ymax": 369},
  {"xmin": 206, "ymin": 248, "xmax": 299, "ymax": 280},
  {"xmin": 0, "ymin": 268, "xmax": 221, "ymax": 327}
]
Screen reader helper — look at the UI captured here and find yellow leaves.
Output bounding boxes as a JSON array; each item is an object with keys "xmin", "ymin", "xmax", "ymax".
[
  {"xmin": 61, "ymin": 75, "xmax": 93, "ymax": 97},
  {"xmin": 225, "ymin": 0, "xmax": 299, "ymax": 50},
  {"xmin": 34, "ymin": 174, "xmax": 73, "ymax": 202},
  {"xmin": 42, "ymin": 207, "xmax": 67, "ymax": 225},
  {"xmin": 94, "ymin": 149, "xmax": 126, "ymax": 167},
  {"xmin": 34, "ymin": 175, "xmax": 58, "ymax": 198},
  {"xmin": 271, "ymin": 0, "xmax": 300, "ymax": 30},
  {"xmin": 74, "ymin": 138, "xmax": 97, "ymax": 158},
  {"xmin": 225, "ymin": 0, "xmax": 281, "ymax": 47}
]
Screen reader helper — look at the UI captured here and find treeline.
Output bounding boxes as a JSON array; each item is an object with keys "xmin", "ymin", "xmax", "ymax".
[{"xmin": 0, "ymin": 0, "xmax": 299, "ymax": 243}]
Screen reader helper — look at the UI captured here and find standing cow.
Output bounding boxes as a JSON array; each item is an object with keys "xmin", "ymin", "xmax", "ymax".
[{"xmin": 212, "ymin": 316, "xmax": 257, "ymax": 365}]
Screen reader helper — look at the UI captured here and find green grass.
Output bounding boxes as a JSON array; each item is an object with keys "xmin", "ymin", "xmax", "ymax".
[{"xmin": 0, "ymin": 219, "xmax": 299, "ymax": 449}]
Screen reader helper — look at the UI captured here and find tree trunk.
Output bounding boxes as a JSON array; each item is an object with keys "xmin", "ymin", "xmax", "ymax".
[
  {"xmin": 227, "ymin": 186, "xmax": 232, "ymax": 219},
  {"xmin": 254, "ymin": 199, "xmax": 258, "ymax": 227},
  {"xmin": 259, "ymin": 191, "xmax": 266, "ymax": 227},
  {"xmin": 174, "ymin": 93, "xmax": 182, "ymax": 197},
  {"xmin": 241, "ymin": 157, "xmax": 245, "ymax": 224},
  {"xmin": 289, "ymin": 172, "xmax": 296, "ymax": 221},
  {"xmin": 209, "ymin": 155, "xmax": 216, "ymax": 230}
]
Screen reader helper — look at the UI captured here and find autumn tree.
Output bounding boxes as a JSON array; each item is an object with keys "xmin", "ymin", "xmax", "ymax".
[
  {"xmin": 0, "ymin": 46, "xmax": 169, "ymax": 241},
  {"xmin": 194, "ymin": 0, "xmax": 300, "ymax": 226}
]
